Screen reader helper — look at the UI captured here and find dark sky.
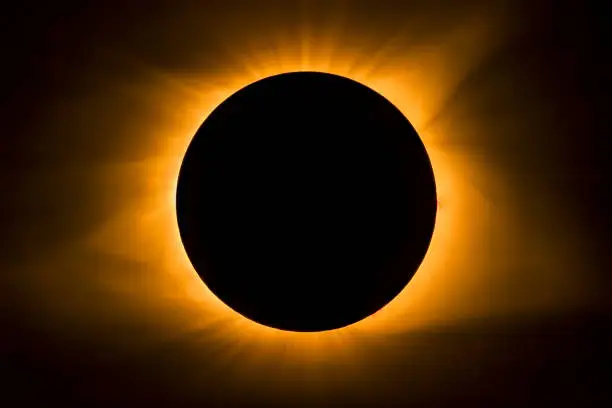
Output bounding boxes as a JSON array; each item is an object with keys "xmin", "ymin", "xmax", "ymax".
[{"xmin": 2, "ymin": 1, "xmax": 610, "ymax": 407}]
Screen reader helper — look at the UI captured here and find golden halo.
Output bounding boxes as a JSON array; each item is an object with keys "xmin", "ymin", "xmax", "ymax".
[
  {"xmin": 87, "ymin": 49, "xmax": 489, "ymax": 359},
  {"xmin": 42, "ymin": 4, "xmax": 584, "ymax": 395}
]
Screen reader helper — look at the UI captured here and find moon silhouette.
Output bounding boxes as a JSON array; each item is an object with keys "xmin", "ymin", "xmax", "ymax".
[{"xmin": 176, "ymin": 72, "xmax": 437, "ymax": 332}]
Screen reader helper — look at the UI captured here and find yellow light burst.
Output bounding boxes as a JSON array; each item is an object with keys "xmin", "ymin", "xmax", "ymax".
[
  {"xmin": 57, "ymin": 4, "xmax": 585, "ymax": 393},
  {"xmin": 88, "ymin": 25, "xmax": 494, "ymax": 345}
]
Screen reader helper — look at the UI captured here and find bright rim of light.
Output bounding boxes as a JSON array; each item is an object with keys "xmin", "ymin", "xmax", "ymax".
[{"xmin": 84, "ymin": 10, "xmax": 519, "ymax": 378}]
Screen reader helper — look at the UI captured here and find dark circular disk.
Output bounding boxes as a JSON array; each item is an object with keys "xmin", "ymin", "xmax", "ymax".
[{"xmin": 176, "ymin": 71, "xmax": 437, "ymax": 332}]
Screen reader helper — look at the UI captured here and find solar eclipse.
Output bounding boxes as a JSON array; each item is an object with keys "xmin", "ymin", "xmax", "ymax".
[
  {"xmin": 5, "ymin": 2, "xmax": 604, "ymax": 406},
  {"xmin": 176, "ymin": 72, "xmax": 437, "ymax": 332}
]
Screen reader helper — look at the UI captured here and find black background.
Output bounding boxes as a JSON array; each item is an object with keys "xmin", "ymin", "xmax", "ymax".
[{"xmin": 2, "ymin": 1, "xmax": 610, "ymax": 407}]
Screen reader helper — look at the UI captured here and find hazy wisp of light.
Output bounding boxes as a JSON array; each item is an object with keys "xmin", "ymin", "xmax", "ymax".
[{"xmin": 16, "ymin": 3, "xmax": 588, "ymax": 394}]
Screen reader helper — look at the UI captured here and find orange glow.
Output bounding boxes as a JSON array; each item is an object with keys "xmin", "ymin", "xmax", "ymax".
[
  {"xmin": 86, "ymin": 25, "xmax": 497, "ymax": 347},
  {"xmin": 48, "ymin": 5, "xmax": 586, "ymax": 391}
]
